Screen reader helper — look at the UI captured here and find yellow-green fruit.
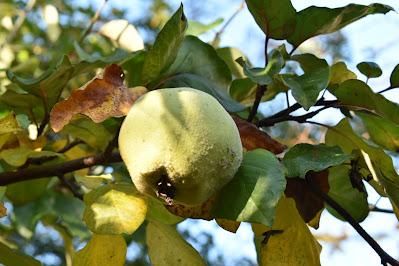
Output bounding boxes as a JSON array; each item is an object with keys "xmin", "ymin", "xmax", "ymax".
[{"xmin": 118, "ymin": 87, "xmax": 242, "ymax": 206}]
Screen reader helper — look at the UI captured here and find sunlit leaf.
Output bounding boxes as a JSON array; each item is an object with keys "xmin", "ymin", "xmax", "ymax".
[
  {"xmin": 212, "ymin": 149, "xmax": 286, "ymax": 226},
  {"xmin": 0, "ymin": 147, "xmax": 61, "ymax": 167},
  {"xmin": 357, "ymin": 61, "xmax": 382, "ymax": 79},
  {"xmin": 83, "ymin": 184, "xmax": 147, "ymax": 235},
  {"xmin": 146, "ymin": 221, "xmax": 205, "ymax": 266},
  {"xmin": 216, "ymin": 47, "xmax": 248, "ymax": 79},
  {"xmin": 329, "ymin": 62, "xmax": 356, "ymax": 87},
  {"xmin": 186, "ymin": 18, "xmax": 224, "ymax": 36},
  {"xmin": 73, "ymin": 234, "xmax": 127, "ymax": 266},
  {"xmin": 0, "ymin": 242, "xmax": 41, "ymax": 266},
  {"xmin": 253, "ymin": 197, "xmax": 321, "ymax": 266},
  {"xmin": 141, "ymin": 5, "xmax": 187, "ymax": 84},
  {"xmin": 75, "ymin": 174, "xmax": 113, "ymax": 189},
  {"xmin": 245, "ymin": 0, "xmax": 296, "ymax": 40},
  {"xmin": 288, "ymin": 3, "xmax": 393, "ymax": 48}
]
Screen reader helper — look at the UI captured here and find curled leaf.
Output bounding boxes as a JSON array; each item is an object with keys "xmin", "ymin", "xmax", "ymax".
[
  {"xmin": 233, "ymin": 116, "xmax": 285, "ymax": 154},
  {"xmin": 50, "ymin": 64, "xmax": 146, "ymax": 132}
]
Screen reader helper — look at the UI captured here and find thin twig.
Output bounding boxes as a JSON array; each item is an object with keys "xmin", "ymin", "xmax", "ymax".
[
  {"xmin": 285, "ymin": 91, "xmax": 290, "ymax": 108},
  {"xmin": 369, "ymin": 205, "xmax": 395, "ymax": 214},
  {"xmin": 378, "ymin": 86, "xmax": 397, "ymax": 94},
  {"xmin": 78, "ymin": 0, "xmax": 109, "ymax": 44},
  {"xmin": 211, "ymin": 1, "xmax": 245, "ymax": 45},
  {"xmin": 57, "ymin": 174, "xmax": 83, "ymax": 200},
  {"xmin": 57, "ymin": 140, "xmax": 85, "ymax": 153},
  {"xmin": 0, "ymin": 152, "xmax": 122, "ymax": 186},
  {"xmin": 264, "ymin": 36, "xmax": 270, "ymax": 67},
  {"xmin": 247, "ymin": 85, "xmax": 267, "ymax": 122},
  {"xmin": 306, "ymin": 177, "xmax": 399, "ymax": 266}
]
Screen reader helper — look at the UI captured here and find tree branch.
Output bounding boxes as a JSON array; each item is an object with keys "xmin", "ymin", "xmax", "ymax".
[
  {"xmin": 247, "ymin": 85, "xmax": 267, "ymax": 122},
  {"xmin": 78, "ymin": 0, "xmax": 109, "ymax": 44},
  {"xmin": 369, "ymin": 205, "xmax": 395, "ymax": 214},
  {"xmin": 306, "ymin": 177, "xmax": 399, "ymax": 266},
  {"xmin": 57, "ymin": 174, "xmax": 83, "ymax": 200},
  {"xmin": 0, "ymin": 152, "xmax": 122, "ymax": 186},
  {"xmin": 378, "ymin": 86, "xmax": 397, "ymax": 94}
]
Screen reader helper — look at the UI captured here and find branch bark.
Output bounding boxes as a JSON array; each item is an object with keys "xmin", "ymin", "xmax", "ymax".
[{"xmin": 306, "ymin": 177, "xmax": 399, "ymax": 266}]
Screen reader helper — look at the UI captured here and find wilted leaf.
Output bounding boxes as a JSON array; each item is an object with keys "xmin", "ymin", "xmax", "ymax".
[
  {"xmin": 282, "ymin": 143, "xmax": 352, "ymax": 178},
  {"xmin": 212, "ymin": 149, "xmax": 286, "ymax": 226},
  {"xmin": 233, "ymin": 116, "xmax": 286, "ymax": 154},
  {"xmin": 166, "ymin": 195, "xmax": 216, "ymax": 220},
  {"xmin": 285, "ymin": 170, "xmax": 329, "ymax": 223},
  {"xmin": 215, "ymin": 219, "xmax": 241, "ymax": 233},
  {"xmin": 390, "ymin": 64, "xmax": 399, "ymax": 88},
  {"xmin": 186, "ymin": 18, "xmax": 224, "ymax": 36},
  {"xmin": 245, "ymin": 0, "xmax": 296, "ymax": 40},
  {"xmin": 73, "ymin": 234, "xmax": 127, "ymax": 266},
  {"xmin": 253, "ymin": 197, "xmax": 322, "ymax": 266},
  {"xmin": 163, "ymin": 35, "xmax": 232, "ymax": 90},
  {"xmin": 281, "ymin": 54, "xmax": 330, "ymax": 110},
  {"xmin": 99, "ymin": 19, "xmax": 144, "ymax": 52},
  {"xmin": 326, "ymin": 166, "xmax": 369, "ymax": 222},
  {"xmin": 83, "ymin": 184, "xmax": 147, "ymax": 235},
  {"xmin": 162, "ymin": 73, "xmax": 244, "ymax": 113},
  {"xmin": 288, "ymin": 3, "xmax": 393, "ymax": 48},
  {"xmin": 50, "ymin": 64, "xmax": 146, "ymax": 132},
  {"xmin": 0, "ymin": 242, "xmax": 41, "ymax": 266},
  {"xmin": 146, "ymin": 221, "xmax": 205, "ymax": 266},
  {"xmin": 141, "ymin": 5, "xmax": 187, "ymax": 84},
  {"xmin": 357, "ymin": 62, "xmax": 382, "ymax": 79},
  {"xmin": 329, "ymin": 62, "xmax": 356, "ymax": 87}
]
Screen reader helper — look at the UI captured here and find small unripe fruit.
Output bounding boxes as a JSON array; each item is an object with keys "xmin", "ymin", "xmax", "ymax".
[{"xmin": 118, "ymin": 87, "xmax": 242, "ymax": 206}]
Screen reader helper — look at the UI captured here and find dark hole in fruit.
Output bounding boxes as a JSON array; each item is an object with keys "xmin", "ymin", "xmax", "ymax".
[{"xmin": 156, "ymin": 174, "xmax": 176, "ymax": 205}]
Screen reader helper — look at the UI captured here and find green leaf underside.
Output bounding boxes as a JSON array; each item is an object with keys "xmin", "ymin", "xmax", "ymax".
[
  {"xmin": 326, "ymin": 166, "xmax": 369, "ymax": 222},
  {"xmin": 288, "ymin": 3, "xmax": 393, "ymax": 48},
  {"xmin": 282, "ymin": 143, "xmax": 352, "ymax": 178},
  {"xmin": 245, "ymin": 0, "xmax": 296, "ymax": 40},
  {"xmin": 186, "ymin": 18, "xmax": 224, "ymax": 36},
  {"xmin": 212, "ymin": 149, "xmax": 286, "ymax": 227},
  {"xmin": 141, "ymin": 5, "xmax": 187, "ymax": 84},
  {"xmin": 357, "ymin": 61, "xmax": 382, "ymax": 78}
]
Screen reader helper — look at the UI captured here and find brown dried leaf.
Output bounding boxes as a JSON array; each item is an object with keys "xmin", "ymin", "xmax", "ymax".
[
  {"xmin": 284, "ymin": 170, "xmax": 329, "ymax": 224},
  {"xmin": 233, "ymin": 116, "xmax": 286, "ymax": 154},
  {"xmin": 50, "ymin": 64, "xmax": 147, "ymax": 132},
  {"xmin": 165, "ymin": 196, "xmax": 216, "ymax": 220},
  {"xmin": 0, "ymin": 202, "xmax": 6, "ymax": 218},
  {"xmin": 215, "ymin": 219, "xmax": 241, "ymax": 233}
]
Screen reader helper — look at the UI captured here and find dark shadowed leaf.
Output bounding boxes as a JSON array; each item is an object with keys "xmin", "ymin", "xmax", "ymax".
[
  {"xmin": 141, "ymin": 5, "xmax": 187, "ymax": 84},
  {"xmin": 0, "ymin": 242, "xmax": 41, "ymax": 266},
  {"xmin": 212, "ymin": 149, "xmax": 286, "ymax": 226},
  {"xmin": 245, "ymin": 0, "xmax": 296, "ymax": 40},
  {"xmin": 357, "ymin": 61, "xmax": 382, "ymax": 79},
  {"xmin": 281, "ymin": 54, "xmax": 330, "ymax": 110},
  {"xmin": 163, "ymin": 36, "xmax": 232, "ymax": 89},
  {"xmin": 326, "ymin": 166, "xmax": 369, "ymax": 222},
  {"xmin": 121, "ymin": 51, "xmax": 147, "ymax": 87},
  {"xmin": 162, "ymin": 73, "xmax": 244, "ymax": 112},
  {"xmin": 390, "ymin": 64, "xmax": 399, "ymax": 88},
  {"xmin": 288, "ymin": 3, "xmax": 393, "ymax": 48},
  {"xmin": 282, "ymin": 143, "xmax": 352, "ymax": 178}
]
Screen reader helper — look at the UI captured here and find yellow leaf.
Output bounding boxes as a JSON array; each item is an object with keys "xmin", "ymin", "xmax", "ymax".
[
  {"xmin": 253, "ymin": 197, "xmax": 321, "ymax": 266},
  {"xmin": 83, "ymin": 184, "xmax": 147, "ymax": 235},
  {"xmin": 76, "ymin": 174, "xmax": 113, "ymax": 189},
  {"xmin": 0, "ymin": 147, "xmax": 61, "ymax": 167},
  {"xmin": 0, "ymin": 113, "xmax": 20, "ymax": 135},
  {"xmin": 146, "ymin": 221, "xmax": 205, "ymax": 266},
  {"xmin": 73, "ymin": 234, "xmax": 126, "ymax": 266},
  {"xmin": 215, "ymin": 218, "xmax": 241, "ymax": 233}
]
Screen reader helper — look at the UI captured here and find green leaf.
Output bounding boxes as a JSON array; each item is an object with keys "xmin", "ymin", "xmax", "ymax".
[
  {"xmin": 357, "ymin": 112, "xmax": 399, "ymax": 151},
  {"xmin": 163, "ymin": 35, "xmax": 232, "ymax": 89},
  {"xmin": 390, "ymin": 64, "xmax": 399, "ymax": 88},
  {"xmin": 83, "ymin": 184, "xmax": 147, "ymax": 235},
  {"xmin": 146, "ymin": 222, "xmax": 205, "ymax": 266},
  {"xmin": 73, "ymin": 42, "xmax": 129, "ymax": 64},
  {"xmin": 162, "ymin": 73, "xmax": 245, "ymax": 113},
  {"xmin": 236, "ymin": 49, "xmax": 284, "ymax": 86},
  {"xmin": 0, "ymin": 113, "xmax": 20, "ymax": 134},
  {"xmin": 212, "ymin": 149, "xmax": 286, "ymax": 226},
  {"xmin": 326, "ymin": 166, "xmax": 369, "ymax": 222},
  {"xmin": 245, "ymin": 0, "xmax": 296, "ymax": 40},
  {"xmin": 121, "ymin": 51, "xmax": 146, "ymax": 87},
  {"xmin": 216, "ymin": 47, "xmax": 248, "ymax": 79},
  {"xmin": 281, "ymin": 54, "xmax": 330, "ymax": 110},
  {"xmin": 357, "ymin": 61, "xmax": 382, "ymax": 79},
  {"xmin": 329, "ymin": 62, "xmax": 356, "ymax": 87},
  {"xmin": 282, "ymin": 144, "xmax": 352, "ymax": 178},
  {"xmin": 0, "ymin": 147, "xmax": 62, "ymax": 167},
  {"xmin": 186, "ymin": 18, "xmax": 224, "ymax": 36},
  {"xmin": 6, "ymin": 178, "xmax": 50, "ymax": 206},
  {"xmin": 0, "ymin": 242, "xmax": 41, "ymax": 266},
  {"xmin": 146, "ymin": 197, "xmax": 184, "ymax": 225},
  {"xmin": 288, "ymin": 3, "xmax": 393, "ymax": 48},
  {"xmin": 141, "ymin": 4, "xmax": 187, "ymax": 84},
  {"xmin": 332, "ymin": 79, "xmax": 399, "ymax": 124},
  {"xmin": 73, "ymin": 234, "xmax": 127, "ymax": 266},
  {"xmin": 325, "ymin": 118, "xmax": 399, "ymax": 213}
]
